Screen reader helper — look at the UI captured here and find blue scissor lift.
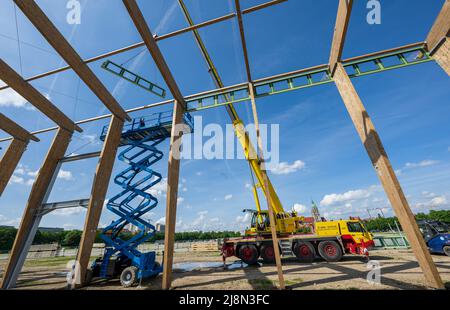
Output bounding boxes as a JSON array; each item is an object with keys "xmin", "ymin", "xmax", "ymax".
[{"xmin": 91, "ymin": 111, "xmax": 193, "ymax": 287}]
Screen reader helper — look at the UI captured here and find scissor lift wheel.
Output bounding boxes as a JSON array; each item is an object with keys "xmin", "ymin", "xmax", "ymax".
[{"xmin": 120, "ymin": 266, "xmax": 138, "ymax": 287}]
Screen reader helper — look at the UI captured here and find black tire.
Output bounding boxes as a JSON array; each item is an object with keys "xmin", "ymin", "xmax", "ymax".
[
  {"xmin": 238, "ymin": 244, "xmax": 259, "ymax": 265},
  {"xmin": 293, "ymin": 241, "xmax": 316, "ymax": 263},
  {"xmin": 444, "ymin": 246, "xmax": 450, "ymax": 257},
  {"xmin": 260, "ymin": 244, "xmax": 275, "ymax": 263},
  {"xmin": 120, "ymin": 266, "xmax": 138, "ymax": 288},
  {"xmin": 318, "ymin": 240, "xmax": 343, "ymax": 262}
]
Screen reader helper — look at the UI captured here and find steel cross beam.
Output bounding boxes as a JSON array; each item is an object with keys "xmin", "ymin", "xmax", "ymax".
[
  {"xmin": 0, "ymin": 43, "xmax": 434, "ymax": 143},
  {"xmin": 0, "ymin": 0, "xmax": 285, "ymax": 94},
  {"xmin": 13, "ymin": 0, "xmax": 130, "ymax": 122}
]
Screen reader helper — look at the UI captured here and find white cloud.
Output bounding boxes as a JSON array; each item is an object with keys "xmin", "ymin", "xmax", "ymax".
[
  {"xmin": 57, "ymin": 169, "xmax": 73, "ymax": 181},
  {"xmin": 196, "ymin": 171, "xmax": 202, "ymax": 176},
  {"xmin": 146, "ymin": 177, "xmax": 167, "ymax": 197},
  {"xmin": 52, "ymin": 207, "xmax": 86, "ymax": 216},
  {"xmin": 177, "ymin": 197, "xmax": 184, "ymax": 204},
  {"xmin": 270, "ymin": 160, "xmax": 305, "ymax": 175},
  {"xmin": 14, "ymin": 167, "xmax": 25, "ymax": 175},
  {"xmin": 236, "ymin": 212, "xmax": 251, "ymax": 223},
  {"xmin": 27, "ymin": 170, "xmax": 39, "ymax": 177},
  {"xmin": 155, "ymin": 217, "xmax": 165, "ymax": 225},
  {"xmin": 320, "ymin": 189, "xmax": 372, "ymax": 206},
  {"xmin": 292, "ymin": 203, "xmax": 307, "ymax": 214},
  {"xmin": 9, "ymin": 175, "xmax": 24, "ymax": 185},
  {"xmin": 224, "ymin": 194, "xmax": 233, "ymax": 200},
  {"xmin": 405, "ymin": 160, "xmax": 439, "ymax": 169},
  {"xmin": 0, "ymin": 88, "xmax": 28, "ymax": 108},
  {"xmin": 0, "ymin": 214, "xmax": 20, "ymax": 227},
  {"xmin": 430, "ymin": 196, "xmax": 447, "ymax": 207}
]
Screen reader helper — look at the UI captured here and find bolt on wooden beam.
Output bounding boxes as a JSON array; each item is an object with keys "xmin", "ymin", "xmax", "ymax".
[
  {"xmin": 74, "ymin": 116, "xmax": 124, "ymax": 287},
  {"xmin": 333, "ymin": 62, "xmax": 444, "ymax": 289},
  {"xmin": 0, "ymin": 128, "xmax": 73, "ymax": 289}
]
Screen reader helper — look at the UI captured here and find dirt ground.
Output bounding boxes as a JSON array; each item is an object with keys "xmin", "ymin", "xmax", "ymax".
[{"xmin": 1, "ymin": 249, "xmax": 449, "ymax": 290}]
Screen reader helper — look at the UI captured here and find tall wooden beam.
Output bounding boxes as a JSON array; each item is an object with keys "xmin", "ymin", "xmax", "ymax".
[
  {"xmin": 329, "ymin": 0, "xmax": 353, "ymax": 76},
  {"xmin": 0, "ymin": 59, "xmax": 81, "ymax": 132},
  {"xmin": 426, "ymin": 0, "xmax": 450, "ymax": 53},
  {"xmin": 13, "ymin": 0, "xmax": 130, "ymax": 122},
  {"xmin": 0, "ymin": 139, "xmax": 28, "ymax": 196},
  {"xmin": 74, "ymin": 116, "xmax": 124, "ymax": 287},
  {"xmin": 0, "ymin": 128, "xmax": 73, "ymax": 289},
  {"xmin": 162, "ymin": 100, "xmax": 185, "ymax": 290},
  {"xmin": 333, "ymin": 62, "xmax": 444, "ymax": 289},
  {"xmin": 122, "ymin": 0, "xmax": 187, "ymax": 289}
]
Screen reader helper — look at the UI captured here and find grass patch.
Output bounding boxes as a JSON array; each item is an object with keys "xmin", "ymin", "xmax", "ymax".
[
  {"xmin": 24, "ymin": 256, "xmax": 77, "ymax": 267},
  {"xmin": 248, "ymin": 278, "xmax": 276, "ymax": 290}
]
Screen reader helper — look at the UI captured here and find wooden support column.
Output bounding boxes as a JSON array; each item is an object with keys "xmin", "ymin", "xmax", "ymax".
[
  {"xmin": 248, "ymin": 83, "xmax": 285, "ymax": 289},
  {"xmin": 433, "ymin": 37, "xmax": 450, "ymax": 76},
  {"xmin": 0, "ymin": 128, "xmax": 73, "ymax": 289},
  {"xmin": 74, "ymin": 116, "xmax": 124, "ymax": 287},
  {"xmin": 0, "ymin": 139, "xmax": 28, "ymax": 196},
  {"xmin": 333, "ymin": 63, "xmax": 444, "ymax": 289},
  {"xmin": 162, "ymin": 100, "xmax": 185, "ymax": 290}
]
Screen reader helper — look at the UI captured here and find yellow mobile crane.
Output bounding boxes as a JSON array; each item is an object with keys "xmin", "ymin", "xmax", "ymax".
[{"xmin": 179, "ymin": 1, "xmax": 373, "ymax": 265}]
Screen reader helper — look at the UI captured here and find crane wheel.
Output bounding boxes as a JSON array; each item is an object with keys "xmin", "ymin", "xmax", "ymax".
[
  {"xmin": 318, "ymin": 240, "xmax": 343, "ymax": 262},
  {"xmin": 238, "ymin": 244, "xmax": 259, "ymax": 265},
  {"xmin": 120, "ymin": 266, "xmax": 138, "ymax": 287},
  {"xmin": 444, "ymin": 246, "xmax": 450, "ymax": 257},
  {"xmin": 293, "ymin": 241, "xmax": 315, "ymax": 263},
  {"xmin": 260, "ymin": 244, "xmax": 275, "ymax": 264}
]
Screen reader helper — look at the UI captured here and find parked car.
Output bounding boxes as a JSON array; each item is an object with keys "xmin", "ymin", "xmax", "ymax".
[{"xmin": 417, "ymin": 220, "xmax": 450, "ymax": 256}]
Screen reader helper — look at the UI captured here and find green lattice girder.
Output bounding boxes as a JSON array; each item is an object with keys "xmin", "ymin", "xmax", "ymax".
[
  {"xmin": 185, "ymin": 45, "xmax": 433, "ymax": 112},
  {"xmin": 101, "ymin": 60, "xmax": 166, "ymax": 98}
]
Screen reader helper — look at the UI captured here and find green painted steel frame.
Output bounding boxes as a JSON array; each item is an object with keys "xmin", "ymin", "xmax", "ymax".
[
  {"xmin": 185, "ymin": 45, "xmax": 432, "ymax": 112},
  {"xmin": 101, "ymin": 60, "xmax": 166, "ymax": 98}
]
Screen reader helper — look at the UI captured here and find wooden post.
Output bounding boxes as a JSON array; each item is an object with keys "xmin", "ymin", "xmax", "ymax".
[
  {"xmin": 0, "ymin": 128, "xmax": 73, "ymax": 289},
  {"xmin": 248, "ymin": 83, "xmax": 285, "ymax": 289},
  {"xmin": 74, "ymin": 116, "xmax": 124, "ymax": 287},
  {"xmin": 333, "ymin": 62, "xmax": 444, "ymax": 289},
  {"xmin": 0, "ymin": 139, "xmax": 28, "ymax": 196},
  {"xmin": 162, "ymin": 100, "xmax": 185, "ymax": 290},
  {"xmin": 433, "ymin": 37, "xmax": 450, "ymax": 76}
]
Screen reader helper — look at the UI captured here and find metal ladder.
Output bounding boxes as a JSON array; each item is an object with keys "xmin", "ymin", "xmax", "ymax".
[{"xmin": 279, "ymin": 239, "xmax": 293, "ymax": 256}]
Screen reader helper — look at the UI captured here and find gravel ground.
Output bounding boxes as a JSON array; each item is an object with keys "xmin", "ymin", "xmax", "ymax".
[{"xmin": 0, "ymin": 249, "xmax": 449, "ymax": 290}]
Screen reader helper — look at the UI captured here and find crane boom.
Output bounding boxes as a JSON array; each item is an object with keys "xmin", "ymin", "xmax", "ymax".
[{"xmin": 178, "ymin": 0, "xmax": 285, "ymax": 215}]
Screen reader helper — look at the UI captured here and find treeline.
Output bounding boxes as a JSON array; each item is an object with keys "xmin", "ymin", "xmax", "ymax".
[
  {"xmin": 0, "ymin": 228, "xmax": 241, "ymax": 252},
  {"xmin": 364, "ymin": 210, "xmax": 450, "ymax": 232}
]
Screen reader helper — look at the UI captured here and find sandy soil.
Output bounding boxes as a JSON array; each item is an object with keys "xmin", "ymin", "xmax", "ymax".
[{"xmin": 1, "ymin": 249, "xmax": 449, "ymax": 290}]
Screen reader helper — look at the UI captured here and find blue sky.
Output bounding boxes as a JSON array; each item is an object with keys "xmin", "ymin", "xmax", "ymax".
[{"xmin": 0, "ymin": 0, "xmax": 449, "ymax": 232}]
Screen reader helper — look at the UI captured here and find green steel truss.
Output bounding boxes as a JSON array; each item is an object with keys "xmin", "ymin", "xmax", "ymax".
[
  {"xmin": 101, "ymin": 60, "xmax": 166, "ymax": 98},
  {"xmin": 185, "ymin": 45, "xmax": 433, "ymax": 112}
]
